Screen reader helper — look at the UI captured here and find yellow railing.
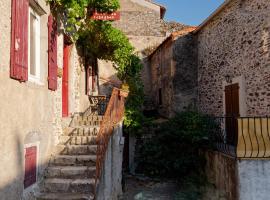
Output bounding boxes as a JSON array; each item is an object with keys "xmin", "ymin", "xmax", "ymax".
[{"xmin": 237, "ymin": 117, "xmax": 270, "ymax": 158}]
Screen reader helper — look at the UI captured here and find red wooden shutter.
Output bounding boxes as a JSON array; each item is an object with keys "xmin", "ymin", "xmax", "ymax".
[
  {"xmin": 48, "ymin": 14, "xmax": 58, "ymax": 91},
  {"xmin": 10, "ymin": 0, "xmax": 29, "ymax": 81},
  {"xmin": 24, "ymin": 146, "xmax": 37, "ymax": 188},
  {"xmin": 62, "ymin": 41, "xmax": 71, "ymax": 117}
]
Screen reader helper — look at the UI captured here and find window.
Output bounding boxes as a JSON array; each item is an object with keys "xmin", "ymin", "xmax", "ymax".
[{"xmin": 28, "ymin": 7, "xmax": 41, "ymax": 83}]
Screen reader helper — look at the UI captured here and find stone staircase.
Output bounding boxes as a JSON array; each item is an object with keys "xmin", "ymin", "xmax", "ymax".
[{"xmin": 36, "ymin": 114, "xmax": 103, "ymax": 200}]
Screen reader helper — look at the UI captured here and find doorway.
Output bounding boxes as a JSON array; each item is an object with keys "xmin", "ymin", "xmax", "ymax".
[
  {"xmin": 62, "ymin": 37, "xmax": 71, "ymax": 117},
  {"xmin": 224, "ymin": 83, "xmax": 240, "ymax": 145}
]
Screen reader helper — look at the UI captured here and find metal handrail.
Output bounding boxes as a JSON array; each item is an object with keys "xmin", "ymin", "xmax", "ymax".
[
  {"xmin": 94, "ymin": 88, "xmax": 128, "ymax": 196},
  {"xmin": 210, "ymin": 116, "xmax": 270, "ymax": 159}
]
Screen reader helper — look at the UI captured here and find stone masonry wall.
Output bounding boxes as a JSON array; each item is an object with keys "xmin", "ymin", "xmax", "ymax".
[
  {"xmin": 148, "ymin": 29, "xmax": 197, "ymax": 117},
  {"xmin": 197, "ymin": 0, "xmax": 270, "ymax": 116},
  {"xmin": 172, "ymin": 32, "xmax": 197, "ymax": 113},
  {"xmin": 98, "ymin": 0, "xmax": 167, "ymax": 97},
  {"xmin": 149, "ymin": 39, "xmax": 174, "ymax": 117},
  {"xmin": 205, "ymin": 151, "xmax": 238, "ymax": 200},
  {"xmin": 114, "ymin": 0, "xmax": 164, "ymax": 36}
]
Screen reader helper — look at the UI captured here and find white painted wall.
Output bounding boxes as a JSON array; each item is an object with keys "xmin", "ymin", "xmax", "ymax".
[{"xmin": 238, "ymin": 160, "xmax": 270, "ymax": 200}]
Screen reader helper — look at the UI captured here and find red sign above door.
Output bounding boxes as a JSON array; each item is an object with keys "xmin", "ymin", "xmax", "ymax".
[{"xmin": 91, "ymin": 11, "xmax": 120, "ymax": 21}]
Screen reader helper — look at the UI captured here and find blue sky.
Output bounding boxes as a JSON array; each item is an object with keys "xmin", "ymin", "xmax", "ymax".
[{"xmin": 154, "ymin": 0, "xmax": 225, "ymax": 26}]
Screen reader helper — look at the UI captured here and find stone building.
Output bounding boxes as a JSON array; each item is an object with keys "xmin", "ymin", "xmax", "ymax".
[
  {"xmin": 144, "ymin": 0, "xmax": 270, "ymax": 199},
  {"xmin": 194, "ymin": 0, "xmax": 270, "ymax": 199},
  {"xmin": 0, "ymin": 1, "xmax": 63, "ymax": 199},
  {"xmin": 99, "ymin": 0, "xmax": 188, "ymax": 97},
  {"xmin": 0, "ymin": 0, "xmax": 120, "ymax": 199},
  {"xmin": 148, "ymin": 27, "xmax": 197, "ymax": 118}
]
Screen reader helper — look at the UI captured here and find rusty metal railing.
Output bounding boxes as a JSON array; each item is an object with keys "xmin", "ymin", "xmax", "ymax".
[
  {"xmin": 94, "ymin": 87, "xmax": 128, "ymax": 194},
  {"xmin": 210, "ymin": 116, "xmax": 270, "ymax": 158}
]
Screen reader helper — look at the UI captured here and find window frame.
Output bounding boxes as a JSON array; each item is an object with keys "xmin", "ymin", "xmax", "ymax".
[{"xmin": 28, "ymin": 7, "xmax": 41, "ymax": 84}]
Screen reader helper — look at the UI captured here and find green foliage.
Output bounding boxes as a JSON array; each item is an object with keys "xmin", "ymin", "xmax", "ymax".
[
  {"xmin": 47, "ymin": 0, "xmax": 120, "ymax": 39},
  {"xmin": 48, "ymin": 0, "xmax": 145, "ymax": 131},
  {"xmin": 136, "ymin": 111, "xmax": 215, "ymax": 179},
  {"xmin": 124, "ymin": 56, "xmax": 145, "ymax": 132}
]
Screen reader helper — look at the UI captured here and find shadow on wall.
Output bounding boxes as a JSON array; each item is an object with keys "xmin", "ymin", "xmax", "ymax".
[{"xmin": 0, "ymin": 130, "xmax": 52, "ymax": 200}]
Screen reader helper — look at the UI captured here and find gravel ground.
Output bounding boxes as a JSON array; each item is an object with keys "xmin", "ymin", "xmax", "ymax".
[
  {"xmin": 120, "ymin": 174, "xmax": 226, "ymax": 200},
  {"xmin": 120, "ymin": 175, "xmax": 180, "ymax": 200}
]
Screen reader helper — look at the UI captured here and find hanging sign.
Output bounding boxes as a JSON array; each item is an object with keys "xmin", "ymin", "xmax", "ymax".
[{"xmin": 91, "ymin": 11, "xmax": 120, "ymax": 21}]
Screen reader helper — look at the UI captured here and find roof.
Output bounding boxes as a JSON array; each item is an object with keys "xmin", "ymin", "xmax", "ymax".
[
  {"xmin": 148, "ymin": 26, "xmax": 197, "ymax": 58},
  {"xmin": 150, "ymin": 1, "xmax": 166, "ymax": 19},
  {"xmin": 131, "ymin": 0, "xmax": 166, "ymax": 19},
  {"xmin": 193, "ymin": 0, "xmax": 232, "ymax": 34}
]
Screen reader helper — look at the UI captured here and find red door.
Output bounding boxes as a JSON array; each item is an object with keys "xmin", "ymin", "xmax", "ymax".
[{"xmin": 62, "ymin": 40, "xmax": 71, "ymax": 117}]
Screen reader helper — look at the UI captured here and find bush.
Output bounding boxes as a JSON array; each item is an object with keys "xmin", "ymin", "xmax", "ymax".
[{"xmin": 136, "ymin": 111, "xmax": 215, "ymax": 179}]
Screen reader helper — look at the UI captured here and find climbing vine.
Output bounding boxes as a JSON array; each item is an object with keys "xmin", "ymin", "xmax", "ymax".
[{"xmin": 47, "ymin": 0, "xmax": 145, "ymax": 132}]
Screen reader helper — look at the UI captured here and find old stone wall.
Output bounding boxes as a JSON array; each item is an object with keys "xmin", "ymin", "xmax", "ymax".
[
  {"xmin": 205, "ymin": 151, "xmax": 238, "ymax": 200},
  {"xmin": 197, "ymin": 0, "xmax": 270, "ymax": 116},
  {"xmin": 172, "ymin": 32, "xmax": 198, "ymax": 113},
  {"xmin": 148, "ymin": 30, "xmax": 197, "ymax": 117},
  {"xmin": 97, "ymin": 0, "xmax": 168, "ymax": 97},
  {"xmin": 149, "ymin": 39, "xmax": 174, "ymax": 117}
]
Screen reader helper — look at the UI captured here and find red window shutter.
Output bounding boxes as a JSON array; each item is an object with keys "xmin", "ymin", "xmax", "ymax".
[
  {"xmin": 10, "ymin": 0, "xmax": 29, "ymax": 81},
  {"xmin": 24, "ymin": 146, "xmax": 37, "ymax": 188},
  {"xmin": 48, "ymin": 14, "xmax": 58, "ymax": 91}
]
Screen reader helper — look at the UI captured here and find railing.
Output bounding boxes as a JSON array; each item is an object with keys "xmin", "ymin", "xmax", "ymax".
[
  {"xmin": 210, "ymin": 116, "xmax": 270, "ymax": 158},
  {"xmin": 94, "ymin": 88, "xmax": 128, "ymax": 193},
  {"xmin": 89, "ymin": 95, "xmax": 110, "ymax": 115}
]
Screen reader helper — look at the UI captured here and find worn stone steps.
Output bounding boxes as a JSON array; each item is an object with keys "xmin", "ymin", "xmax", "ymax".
[
  {"xmin": 52, "ymin": 155, "xmax": 96, "ymax": 166},
  {"xmin": 73, "ymin": 115, "xmax": 104, "ymax": 122},
  {"xmin": 64, "ymin": 127, "xmax": 99, "ymax": 137},
  {"xmin": 37, "ymin": 111, "xmax": 103, "ymax": 200},
  {"xmin": 42, "ymin": 178, "xmax": 95, "ymax": 194},
  {"xmin": 36, "ymin": 193, "xmax": 94, "ymax": 200},
  {"xmin": 72, "ymin": 120, "xmax": 102, "ymax": 127},
  {"xmin": 59, "ymin": 136, "xmax": 97, "ymax": 145},
  {"xmin": 56, "ymin": 145, "xmax": 97, "ymax": 155},
  {"xmin": 46, "ymin": 166, "xmax": 96, "ymax": 179}
]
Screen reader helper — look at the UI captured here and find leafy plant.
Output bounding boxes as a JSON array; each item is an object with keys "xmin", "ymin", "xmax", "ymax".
[
  {"xmin": 47, "ymin": 0, "xmax": 145, "ymax": 130},
  {"xmin": 136, "ymin": 111, "xmax": 215, "ymax": 179}
]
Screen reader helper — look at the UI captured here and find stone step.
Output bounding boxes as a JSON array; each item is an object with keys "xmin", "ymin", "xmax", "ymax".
[
  {"xmin": 73, "ymin": 114, "xmax": 104, "ymax": 121},
  {"xmin": 56, "ymin": 145, "xmax": 97, "ymax": 155},
  {"xmin": 52, "ymin": 155, "xmax": 96, "ymax": 166},
  {"xmin": 64, "ymin": 127, "xmax": 99, "ymax": 137},
  {"xmin": 72, "ymin": 120, "xmax": 102, "ymax": 127},
  {"xmin": 43, "ymin": 178, "xmax": 95, "ymax": 194},
  {"xmin": 36, "ymin": 193, "xmax": 94, "ymax": 200},
  {"xmin": 59, "ymin": 136, "xmax": 97, "ymax": 145},
  {"xmin": 46, "ymin": 166, "xmax": 96, "ymax": 179}
]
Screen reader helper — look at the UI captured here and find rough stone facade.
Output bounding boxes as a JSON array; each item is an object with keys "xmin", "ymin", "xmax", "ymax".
[
  {"xmin": 197, "ymin": 0, "xmax": 270, "ymax": 116},
  {"xmin": 205, "ymin": 151, "xmax": 238, "ymax": 200},
  {"xmin": 197, "ymin": 1, "xmax": 270, "ymax": 200},
  {"xmin": 99, "ymin": 0, "xmax": 188, "ymax": 98},
  {"xmin": 148, "ymin": 28, "xmax": 197, "ymax": 117}
]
